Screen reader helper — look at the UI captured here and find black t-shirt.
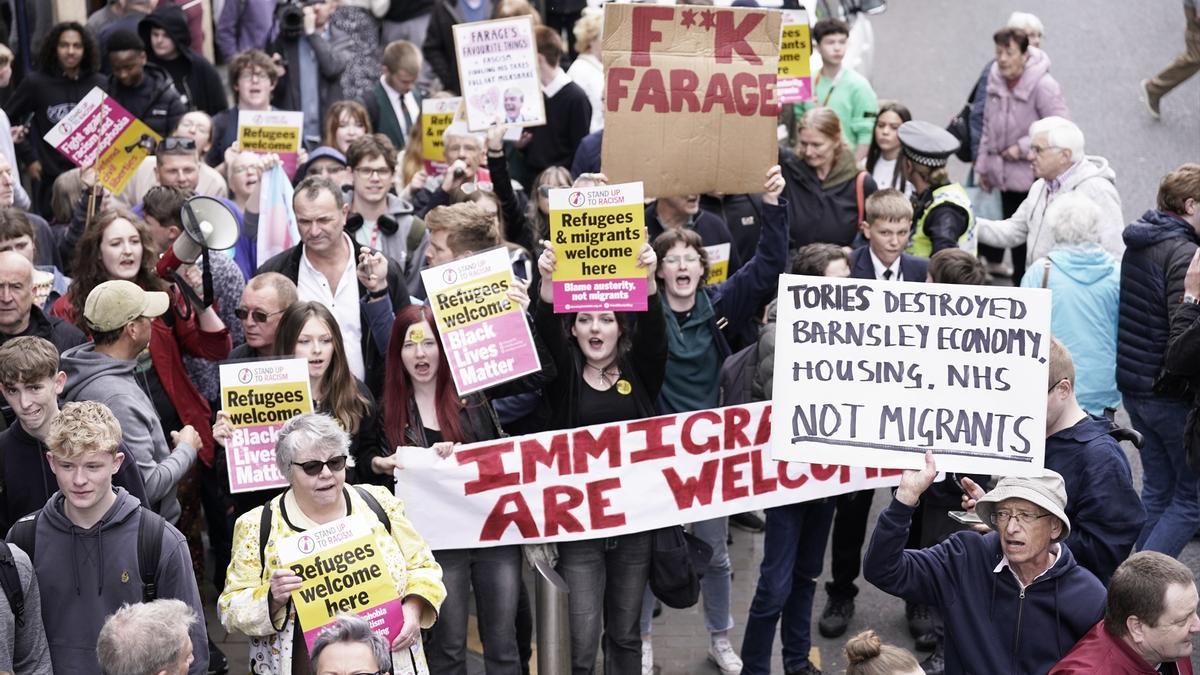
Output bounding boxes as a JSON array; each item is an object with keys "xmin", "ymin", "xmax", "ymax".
[
  {"xmin": 577, "ymin": 380, "xmax": 640, "ymax": 427},
  {"xmin": 424, "ymin": 426, "xmax": 443, "ymax": 444}
]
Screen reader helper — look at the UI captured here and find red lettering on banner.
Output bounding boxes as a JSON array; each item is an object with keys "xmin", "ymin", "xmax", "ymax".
[
  {"xmin": 754, "ymin": 407, "xmax": 772, "ymax": 445},
  {"xmin": 758, "ymin": 74, "xmax": 781, "ymax": 116},
  {"xmin": 572, "ymin": 426, "xmax": 622, "ymax": 473},
  {"xmin": 724, "ymin": 406, "xmax": 752, "ymax": 449},
  {"xmin": 670, "ymin": 69, "xmax": 701, "ymax": 112},
  {"xmin": 663, "ymin": 460, "xmax": 719, "ymax": 508},
  {"xmin": 480, "ymin": 492, "xmax": 538, "ymax": 540},
  {"xmin": 607, "ymin": 67, "xmax": 636, "ymax": 113},
  {"xmin": 865, "ymin": 467, "xmax": 905, "ymax": 479},
  {"xmin": 713, "ymin": 12, "xmax": 764, "ymax": 65},
  {"xmin": 749, "ymin": 448, "xmax": 778, "ymax": 494},
  {"xmin": 632, "ymin": 69, "xmax": 669, "ymax": 113},
  {"xmin": 543, "ymin": 486, "xmax": 586, "ymax": 536},
  {"xmin": 627, "ymin": 416, "xmax": 676, "ymax": 464},
  {"xmin": 777, "ymin": 461, "xmax": 808, "ymax": 489},
  {"xmin": 459, "ymin": 442, "xmax": 520, "ymax": 496},
  {"xmin": 810, "ymin": 464, "xmax": 852, "ymax": 483},
  {"xmin": 630, "ymin": 6, "xmax": 674, "ymax": 67},
  {"xmin": 587, "ymin": 478, "xmax": 626, "ymax": 529},
  {"xmin": 721, "ymin": 452, "xmax": 751, "ymax": 500},
  {"xmin": 702, "ymin": 74, "xmax": 734, "ymax": 114},
  {"xmin": 521, "ymin": 433, "xmax": 570, "ymax": 483},
  {"xmin": 733, "ymin": 72, "xmax": 759, "ymax": 117},
  {"xmin": 681, "ymin": 410, "xmax": 721, "ymax": 454}
]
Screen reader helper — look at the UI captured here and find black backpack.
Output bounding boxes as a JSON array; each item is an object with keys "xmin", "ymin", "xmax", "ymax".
[
  {"xmin": 0, "ymin": 541, "xmax": 25, "ymax": 627},
  {"xmin": 7, "ymin": 506, "xmax": 166, "ymax": 608},
  {"xmin": 257, "ymin": 485, "xmax": 392, "ymax": 570}
]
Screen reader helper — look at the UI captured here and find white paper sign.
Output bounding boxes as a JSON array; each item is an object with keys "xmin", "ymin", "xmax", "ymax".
[
  {"xmin": 452, "ymin": 16, "xmax": 546, "ymax": 132},
  {"xmin": 770, "ymin": 275, "xmax": 1051, "ymax": 476}
]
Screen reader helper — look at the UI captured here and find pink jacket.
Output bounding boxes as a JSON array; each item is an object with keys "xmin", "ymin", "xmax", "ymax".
[{"xmin": 974, "ymin": 47, "xmax": 1070, "ymax": 193}]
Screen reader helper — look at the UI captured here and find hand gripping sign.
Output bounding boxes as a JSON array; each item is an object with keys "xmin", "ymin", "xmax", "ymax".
[
  {"xmin": 277, "ymin": 515, "xmax": 404, "ymax": 650},
  {"xmin": 601, "ymin": 4, "xmax": 782, "ymax": 198}
]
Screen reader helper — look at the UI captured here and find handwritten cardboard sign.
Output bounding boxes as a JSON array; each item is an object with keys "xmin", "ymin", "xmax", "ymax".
[
  {"xmin": 549, "ymin": 182, "xmax": 647, "ymax": 312},
  {"xmin": 770, "ymin": 276, "xmax": 1051, "ymax": 476},
  {"xmin": 43, "ymin": 87, "xmax": 161, "ymax": 194},
  {"xmin": 238, "ymin": 110, "xmax": 303, "ymax": 177},
  {"xmin": 776, "ymin": 10, "xmax": 812, "ymax": 104},
  {"xmin": 422, "ymin": 97, "xmax": 463, "ymax": 175},
  {"xmin": 601, "ymin": 4, "xmax": 781, "ymax": 197},
  {"xmin": 397, "ymin": 401, "xmax": 901, "ymax": 548},
  {"xmin": 219, "ymin": 358, "xmax": 313, "ymax": 493},
  {"xmin": 421, "ymin": 247, "xmax": 542, "ymax": 395},
  {"xmin": 276, "ymin": 515, "xmax": 404, "ymax": 650},
  {"xmin": 453, "ymin": 16, "xmax": 545, "ymax": 132}
]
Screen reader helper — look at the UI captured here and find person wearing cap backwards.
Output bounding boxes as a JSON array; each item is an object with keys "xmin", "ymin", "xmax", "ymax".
[
  {"xmin": 897, "ymin": 120, "xmax": 976, "ymax": 258},
  {"xmin": 863, "ymin": 453, "xmax": 1106, "ymax": 675},
  {"xmin": 58, "ymin": 279, "xmax": 208, "ymax": 525}
]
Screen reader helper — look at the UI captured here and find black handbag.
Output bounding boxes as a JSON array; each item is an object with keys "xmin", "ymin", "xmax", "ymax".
[
  {"xmin": 648, "ymin": 526, "xmax": 713, "ymax": 609},
  {"xmin": 946, "ymin": 101, "xmax": 974, "ymax": 163}
]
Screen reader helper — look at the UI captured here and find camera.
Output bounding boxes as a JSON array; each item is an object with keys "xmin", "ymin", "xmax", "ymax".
[{"xmin": 275, "ymin": 0, "xmax": 323, "ymax": 40}]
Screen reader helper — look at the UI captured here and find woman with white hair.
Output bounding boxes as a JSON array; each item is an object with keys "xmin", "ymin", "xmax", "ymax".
[
  {"xmin": 567, "ymin": 8, "xmax": 604, "ymax": 133},
  {"xmin": 1020, "ymin": 191, "xmax": 1120, "ymax": 415}
]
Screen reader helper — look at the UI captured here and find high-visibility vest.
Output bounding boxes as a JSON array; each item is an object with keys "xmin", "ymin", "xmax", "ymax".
[{"xmin": 907, "ymin": 183, "xmax": 976, "ymax": 258}]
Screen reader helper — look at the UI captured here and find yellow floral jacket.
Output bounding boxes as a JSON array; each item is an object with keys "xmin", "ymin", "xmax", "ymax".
[{"xmin": 218, "ymin": 485, "xmax": 445, "ymax": 674}]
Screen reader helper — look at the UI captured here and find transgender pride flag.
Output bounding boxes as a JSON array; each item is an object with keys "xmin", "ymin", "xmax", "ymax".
[{"xmin": 256, "ymin": 164, "xmax": 300, "ymax": 264}]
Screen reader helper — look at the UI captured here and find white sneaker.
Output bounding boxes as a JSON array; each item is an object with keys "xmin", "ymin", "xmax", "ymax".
[
  {"xmin": 707, "ymin": 637, "xmax": 743, "ymax": 674},
  {"xmin": 641, "ymin": 639, "xmax": 654, "ymax": 675}
]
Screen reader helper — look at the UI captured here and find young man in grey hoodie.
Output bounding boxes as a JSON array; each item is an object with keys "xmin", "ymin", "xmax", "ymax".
[
  {"xmin": 58, "ymin": 280, "xmax": 200, "ymax": 524},
  {"xmin": 7, "ymin": 400, "xmax": 207, "ymax": 675}
]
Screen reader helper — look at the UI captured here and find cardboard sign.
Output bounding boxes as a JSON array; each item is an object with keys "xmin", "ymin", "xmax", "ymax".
[
  {"xmin": 601, "ymin": 4, "xmax": 782, "ymax": 198},
  {"xmin": 704, "ymin": 243, "xmax": 731, "ymax": 285},
  {"xmin": 277, "ymin": 516, "xmax": 404, "ymax": 650},
  {"xmin": 770, "ymin": 276, "xmax": 1051, "ymax": 476},
  {"xmin": 421, "ymin": 247, "xmax": 542, "ymax": 395},
  {"xmin": 422, "ymin": 97, "xmax": 463, "ymax": 175},
  {"xmin": 776, "ymin": 10, "xmax": 812, "ymax": 104},
  {"xmin": 548, "ymin": 182, "xmax": 647, "ymax": 312},
  {"xmin": 237, "ymin": 110, "xmax": 303, "ymax": 177},
  {"xmin": 43, "ymin": 87, "xmax": 161, "ymax": 194},
  {"xmin": 396, "ymin": 401, "xmax": 901, "ymax": 548},
  {"xmin": 453, "ymin": 16, "xmax": 545, "ymax": 132},
  {"xmin": 219, "ymin": 358, "xmax": 313, "ymax": 493}
]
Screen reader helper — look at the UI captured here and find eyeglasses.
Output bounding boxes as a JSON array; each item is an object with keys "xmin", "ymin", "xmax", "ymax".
[
  {"xmin": 663, "ymin": 254, "xmax": 700, "ymax": 265},
  {"xmin": 291, "ymin": 455, "xmax": 348, "ymax": 476},
  {"xmin": 157, "ymin": 137, "xmax": 196, "ymax": 153},
  {"xmin": 460, "ymin": 181, "xmax": 494, "ymax": 195},
  {"xmin": 238, "ymin": 69, "xmax": 269, "ymax": 82},
  {"xmin": 990, "ymin": 510, "xmax": 1053, "ymax": 526},
  {"xmin": 235, "ymin": 307, "xmax": 285, "ymax": 323},
  {"xmin": 353, "ymin": 166, "xmax": 392, "ymax": 179}
]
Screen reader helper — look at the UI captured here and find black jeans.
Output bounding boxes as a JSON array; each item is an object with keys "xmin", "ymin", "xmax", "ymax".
[{"xmin": 823, "ymin": 489, "xmax": 875, "ymax": 600}]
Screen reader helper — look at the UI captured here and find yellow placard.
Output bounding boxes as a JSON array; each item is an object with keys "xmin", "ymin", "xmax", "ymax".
[
  {"xmin": 423, "ymin": 111, "xmax": 456, "ymax": 164},
  {"xmin": 704, "ymin": 243, "xmax": 731, "ymax": 285},
  {"xmin": 239, "ymin": 125, "xmax": 301, "ymax": 154},
  {"xmin": 778, "ymin": 23, "xmax": 812, "ymax": 78},
  {"xmin": 429, "ymin": 270, "xmax": 515, "ymax": 333},
  {"xmin": 95, "ymin": 119, "xmax": 159, "ymax": 195},
  {"xmin": 223, "ymin": 381, "xmax": 311, "ymax": 426},
  {"xmin": 550, "ymin": 203, "xmax": 644, "ymax": 282}
]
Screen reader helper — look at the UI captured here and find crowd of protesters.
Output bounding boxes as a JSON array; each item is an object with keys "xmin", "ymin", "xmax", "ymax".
[{"xmin": 0, "ymin": 1, "xmax": 1196, "ymax": 675}]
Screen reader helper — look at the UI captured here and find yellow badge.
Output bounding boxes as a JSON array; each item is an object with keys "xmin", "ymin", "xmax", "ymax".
[
  {"xmin": 616, "ymin": 379, "xmax": 632, "ymax": 395},
  {"xmin": 120, "ymin": 570, "xmax": 130, "ymax": 584},
  {"xmin": 409, "ymin": 327, "xmax": 426, "ymax": 343}
]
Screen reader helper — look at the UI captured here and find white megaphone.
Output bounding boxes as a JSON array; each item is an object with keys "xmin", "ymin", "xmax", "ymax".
[{"xmin": 156, "ymin": 196, "xmax": 240, "ymax": 277}]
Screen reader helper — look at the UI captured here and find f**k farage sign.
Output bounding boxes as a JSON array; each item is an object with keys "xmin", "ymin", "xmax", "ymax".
[
  {"xmin": 421, "ymin": 247, "xmax": 542, "ymax": 395},
  {"xmin": 219, "ymin": 358, "xmax": 313, "ymax": 493},
  {"xmin": 277, "ymin": 516, "xmax": 403, "ymax": 650},
  {"xmin": 549, "ymin": 181, "xmax": 647, "ymax": 312},
  {"xmin": 601, "ymin": 4, "xmax": 781, "ymax": 198},
  {"xmin": 396, "ymin": 402, "xmax": 901, "ymax": 549},
  {"xmin": 770, "ymin": 276, "xmax": 1051, "ymax": 476}
]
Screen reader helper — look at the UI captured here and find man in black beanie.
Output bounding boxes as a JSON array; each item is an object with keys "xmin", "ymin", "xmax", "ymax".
[{"xmin": 105, "ymin": 28, "xmax": 187, "ymax": 137}]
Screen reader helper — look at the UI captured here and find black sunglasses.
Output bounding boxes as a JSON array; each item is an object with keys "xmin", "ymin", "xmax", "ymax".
[
  {"xmin": 235, "ymin": 307, "xmax": 285, "ymax": 323},
  {"xmin": 292, "ymin": 455, "xmax": 348, "ymax": 476},
  {"xmin": 157, "ymin": 136, "xmax": 196, "ymax": 153}
]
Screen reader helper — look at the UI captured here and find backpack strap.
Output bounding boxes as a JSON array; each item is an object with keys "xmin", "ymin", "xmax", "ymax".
[
  {"xmin": 0, "ymin": 541, "xmax": 25, "ymax": 628},
  {"xmin": 137, "ymin": 508, "xmax": 166, "ymax": 603},
  {"xmin": 1041, "ymin": 256, "xmax": 1053, "ymax": 288},
  {"xmin": 855, "ymin": 172, "xmax": 867, "ymax": 225},
  {"xmin": 7, "ymin": 511, "xmax": 38, "ymax": 561},
  {"xmin": 259, "ymin": 499, "xmax": 274, "ymax": 573},
  {"xmin": 353, "ymin": 486, "xmax": 392, "ymax": 534}
]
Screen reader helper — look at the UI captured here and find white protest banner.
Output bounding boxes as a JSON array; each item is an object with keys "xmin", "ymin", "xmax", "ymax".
[
  {"xmin": 219, "ymin": 358, "xmax": 313, "ymax": 493},
  {"xmin": 770, "ymin": 276, "xmax": 1051, "ymax": 476},
  {"xmin": 453, "ymin": 16, "xmax": 545, "ymax": 132},
  {"xmin": 421, "ymin": 247, "xmax": 542, "ymax": 395},
  {"xmin": 396, "ymin": 402, "xmax": 901, "ymax": 549}
]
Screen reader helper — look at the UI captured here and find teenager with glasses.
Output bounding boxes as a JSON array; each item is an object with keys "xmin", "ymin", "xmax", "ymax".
[
  {"xmin": 345, "ymin": 134, "xmax": 425, "ymax": 286},
  {"xmin": 219, "ymin": 413, "xmax": 445, "ymax": 675},
  {"xmin": 207, "ymin": 49, "xmax": 284, "ymax": 170}
]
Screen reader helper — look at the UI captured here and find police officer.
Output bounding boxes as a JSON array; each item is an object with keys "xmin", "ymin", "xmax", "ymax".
[{"xmin": 898, "ymin": 121, "xmax": 976, "ymax": 257}]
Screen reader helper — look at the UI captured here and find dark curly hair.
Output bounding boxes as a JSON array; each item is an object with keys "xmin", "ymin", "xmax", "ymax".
[{"xmin": 37, "ymin": 22, "xmax": 99, "ymax": 77}]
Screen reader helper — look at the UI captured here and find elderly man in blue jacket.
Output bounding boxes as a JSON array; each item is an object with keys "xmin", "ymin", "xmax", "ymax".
[{"xmin": 865, "ymin": 456, "xmax": 1106, "ymax": 675}]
